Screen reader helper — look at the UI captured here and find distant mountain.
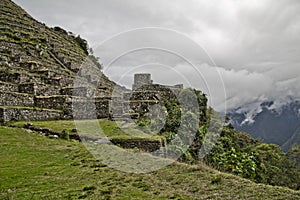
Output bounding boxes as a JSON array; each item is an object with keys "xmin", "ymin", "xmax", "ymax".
[
  {"xmin": 282, "ymin": 126, "xmax": 300, "ymax": 151},
  {"xmin": 228, "ymin": 100, "xmax": 300, "ymax": 151}
]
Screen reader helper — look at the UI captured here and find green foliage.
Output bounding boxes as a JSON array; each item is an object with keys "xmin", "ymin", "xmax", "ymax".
[
  {"xmin": 74, "ymin": 35, "xmax": 88, "ymax": 55},
  {"xmin": 52, "ymin": 26, "xmax": 68, "ymax": 35},
  {"xmin": 205, "ymin": 127, "xmax": 300, "ymax": 190},
  {"xmin": 253, "ymin": 143, "xmax": 300, "ymax": 189},
  {"xmin": 212, "ymin": 147, "xmax": 257, "ymax": 180},
  {"xmin": 61, "ymin": 129, "xmax": 69, "ymax": 140},
  {"xmin": 88, "ymin": 54, "xmax": 102, "ymax": 70},
  {"xmin": 211, "ymin": 174, "xmax": 223, "ymax": 184},
  {"xmin": 161, "ymin": 98, "xmax": 181, "ymax": 133},
  {"xmin": 287, "ymin": 144, "xmax": 300, "ymax": 167},
  {"xmin": 164, "ymin": 131, "xmax": 177, "ymax": 143},
  {"xmin": 8, "ymin": 119, "xmax": 157, "ymax": 139},
  {"xmin": 137, "ymin": 117, "xmax": 151, "ymax": 127}
]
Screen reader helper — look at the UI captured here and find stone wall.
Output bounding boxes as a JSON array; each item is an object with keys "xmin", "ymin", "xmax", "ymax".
[
  {"xmin": 0, "ymin": 72, "xmax": 22, "ymax": 83},
  {"xmin": 123, "ymin": 84, "xmax": 179, "ymax": 118},
  {"xmin": 0, "ymin": 71, "xmax": 43, "ymax": 84},
  {"xmin": 0, "ymin": 70, "xmax": 185, "ymax": 123},
  {"xmin": 95, "ymin": 100, "xmax": 110, "ymax": 118},
  {"xmin": 18, "ymin": 83, "xmax": 36, "ymax": 94},
  {"xmin": 35, "ymin": 84, "xmax": 60, "ymax": 96},
  {"xmin": 18, "ymin": 83, "xmax": 59, "ymax": 96},
  {"xmin": 60, "ymin": 87, "xmax": 88, "ymax": 97},
  {"xmin": 124, "ymin": 91, "xmax": 161, "ymax": 101},
  {"xmin": 132, "ymin": 73, "xmax": 152, "ymax": 90},
  {"xmin": 0, "ymin": 82, "xmax": 18, "ymax": 92},
  {"xmin": 42, "ymin": 77, "xmax": 61, "ymax": 86},
  {"xmin": 34, "ymin": 96, "xmax": 68, "ymax": 110},
  {"xmin": 0, "ymin": 92, "xmax": 34, "ymax": 107},
  {"xmin": 68, "ymin": 100, "xmax": 110, "ymax": 119},
  {"xmin": 0, "ymin": 107, "xmax": 61, "ymax": 123},
  {"xmin": 110, "ymin": 137, "xmax": 164, "ymax": 152},
  {"xmin": 133, "ymin": 84, "xmax": 179, "ymax": 98}
]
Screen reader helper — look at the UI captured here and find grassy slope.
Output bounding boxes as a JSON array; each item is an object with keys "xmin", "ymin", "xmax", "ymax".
[
  {"xmin": 0, "ymin": 126, "xmax": 300, "ymax": 200},
  {"xmin": 8, "ymin": 119, "xmax": 158, "ymax": 139}
]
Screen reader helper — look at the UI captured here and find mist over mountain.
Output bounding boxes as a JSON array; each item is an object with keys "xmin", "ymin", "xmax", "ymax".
[{"xmin": 228, "ymin": 100, "xmax": 300, "ymax": 151}]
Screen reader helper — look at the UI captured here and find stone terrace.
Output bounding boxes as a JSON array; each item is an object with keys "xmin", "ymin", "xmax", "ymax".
[{"xmin": 0, "ymin": 0, "xmax": 128, "ymax": 122}]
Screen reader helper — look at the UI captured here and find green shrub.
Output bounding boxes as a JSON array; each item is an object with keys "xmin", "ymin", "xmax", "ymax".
[
  {"xmin": 212, "ymin": 147, "xmax": 257, "ymax": 180},
  {"xmin": 137, "ymin": 117, "xmax": 151, "ymax": 127},
  {"xmin": 88, "ymin": 54, "xmax": 102, "ymax": 69},
  {"xmin": 61, "ymin": 129, "xmax": 69, "ymax": 140},
  {"xmin": 74, "ymin": 35, "xmax": 88, "ymax": 55}
]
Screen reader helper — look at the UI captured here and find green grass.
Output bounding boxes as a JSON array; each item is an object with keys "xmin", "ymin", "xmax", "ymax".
[
  {"xmin": 0, "ymin": 126, "xmax": 300, "ymax": 199},
  {"xmin": 8, "ymin": 119, "xmax": 160, "ymax": 139}
]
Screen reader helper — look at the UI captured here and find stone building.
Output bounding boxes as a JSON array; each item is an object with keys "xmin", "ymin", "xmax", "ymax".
[
  {"xmin": 132, "ymin": 73, "xmax": 152, "ymax": 90},
  {"xmin": 120, "ymin": 73, "xmax": 184, "ymax": 119}
]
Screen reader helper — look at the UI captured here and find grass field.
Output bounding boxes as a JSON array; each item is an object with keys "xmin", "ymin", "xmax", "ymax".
[
  {"xmin": 1, "ymin": 125, "xmax": 300, "ymax": 199},
  {"xmin": 8, "ymin": 119, "xmax": 159, "ymax": 139}
]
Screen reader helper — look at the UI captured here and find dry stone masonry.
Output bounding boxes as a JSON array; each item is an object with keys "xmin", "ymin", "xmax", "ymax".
[
  {"xmin": 0, "ymin": 0, "xmax": 128, "ymax": 122},
  {"xmin": 0, "ymin": 0, "xmax": 188, "ymax": 123}
]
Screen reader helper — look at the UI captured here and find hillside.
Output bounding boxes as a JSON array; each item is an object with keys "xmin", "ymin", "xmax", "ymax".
[
  {"xmin": 283, "ymin": 126, "xmax": 300, "ymax": 151},
  {"xmin": 228, "ymin": 100, "xmax": 300, "ymax": 151},
  {"xmin": 0, "ymin": 0, "xmax": 126, "ymax": 122},
  {"xmin": 1, "ymin": 126, "xmax": 300, "ymax": 199}
]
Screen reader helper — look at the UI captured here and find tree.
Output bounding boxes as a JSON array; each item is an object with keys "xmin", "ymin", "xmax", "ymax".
[{"xmin": 74, "ymin": 35, "xmax": 88, "ymax": 55}]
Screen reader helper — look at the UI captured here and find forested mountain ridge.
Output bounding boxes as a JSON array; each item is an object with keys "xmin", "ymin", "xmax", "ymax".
[{"xmin": 228, "ymin": 100, "xmax": 300, "ymax": 151}]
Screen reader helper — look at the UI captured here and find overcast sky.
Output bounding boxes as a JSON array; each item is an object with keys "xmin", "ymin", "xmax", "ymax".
[{"xmin": 14, "ymin": 0, "xmax": 300, "ymax": 112}]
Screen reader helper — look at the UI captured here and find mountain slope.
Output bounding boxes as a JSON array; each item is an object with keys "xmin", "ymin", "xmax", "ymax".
[
  {"xmin": 228, "ymin": 100, "xmax": 300, "ymax": 151},
  {"xmin": 283, "ymin": 126, "xmax": 300, "ymax": 151}
]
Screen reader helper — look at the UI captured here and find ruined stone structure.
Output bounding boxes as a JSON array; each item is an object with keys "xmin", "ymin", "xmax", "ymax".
[
  {"xmin": 132, "ymin": 73, "xmax": 152, "ymax": 90},
  {"xmin": 0, "ymin": 0, "xmax": 127, "ymax": 123},
  {"xmin": 0, "ymin": 0, "xmax": 187, "ymax": 123},
  {"xmin": 121, "ymin": 74, "xmax": 184, "ymax": 119}
]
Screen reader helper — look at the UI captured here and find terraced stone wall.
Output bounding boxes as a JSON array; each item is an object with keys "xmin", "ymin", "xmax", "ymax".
[{"xmin": 0, "ymin": 107, "xmax": 61, "ymax": 123}]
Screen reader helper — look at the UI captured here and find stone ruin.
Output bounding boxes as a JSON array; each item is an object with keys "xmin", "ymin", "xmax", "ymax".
[
  {"xmin": 0, "ymin": 0, "xmax": 185, "ymax": 123},
  {"xmin": 0, "ymin": 41, "xmax": 125, "ymax": 123},
  {"xmin": 0, "ymin": 71, "xmax": 183, "ymax": 123},
  {"xmin": 119, "ymin": 73, "xmax": 184, "ymax": 119}
]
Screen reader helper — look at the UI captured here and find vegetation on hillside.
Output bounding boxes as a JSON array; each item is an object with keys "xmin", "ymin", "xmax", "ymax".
[
  {"xmin": 1, "ymin": 126, "xmax": 300, "ymax": 199},
  {"xmin": 125, "ymin": 88, "xmax": 300, "ymax": 190},
  {"xmin": 52, "ymin": 26, "xmax": 103, "ymax": 69},
  {"xmin": 205, "ymin": 127, "xmax": 300, "ymax": 190}
]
